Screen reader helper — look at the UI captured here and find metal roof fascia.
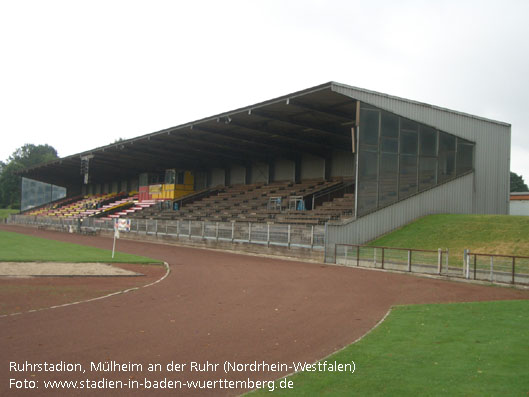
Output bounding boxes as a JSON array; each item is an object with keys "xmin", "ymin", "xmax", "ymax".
[{"xmin": 330, "ymin": 81, "xmax": 511, "ymax": 128}]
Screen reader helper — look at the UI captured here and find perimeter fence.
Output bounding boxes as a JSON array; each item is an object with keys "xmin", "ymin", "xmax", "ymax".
[
  {"xmin": 9, "ymin": 215, "xmax": 325, "ymax": 250},
  {"xmin": 335, "ymin": 244, "xmax": 455, "ymax": 276},
  {"xmin": 335, "ymin": 243, "xmax": 529, "ymax": 286},
  {"xmin": 466, "ymin": 251, "xmax": 529, "ymax": 286}
]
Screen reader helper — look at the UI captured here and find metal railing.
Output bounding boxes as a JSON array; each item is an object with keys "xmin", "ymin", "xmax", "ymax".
[
  {"xmin": 335, "ymin": 244, "xmax": 529, "ymax": 286},
  {"xmin": 9, "ymin": 215, "xmax": 325, "ymax": 250},
  {"xmin": 465, "ymin": 251, "xmax": 529, "ymax": 285},
  {"xmin": 312, "ymin": 181, "xmax": 354, "ymax": 210},
  {"xmin": 334, "ymin": 244, "xmax": 454, "ymax": 276}
]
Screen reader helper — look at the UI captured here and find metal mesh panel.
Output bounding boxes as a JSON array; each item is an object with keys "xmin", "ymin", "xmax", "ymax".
[
  {"xmin": 269, "ymin": 224, "xmax": 288, "ymax": 245},
  {"xmin": 472, "ymin": 255, "xmax": 529, "ymax": 285},
  {"xmin": 218, "ymin": 223, "xmax": 233, "ymax": 240},
  {"xmin": 204, "ymin": 222, "xmax": 217, "ymax": 239},
  {"xmin": 190, "ymin": 221, "xmax": 202, "ymax": 237},
  {"xmin": 250, "ymin": 223, "xmax": 268, "ymax": 243},
  {"xmin": 409, "ymin": 250, "xmax": 439, "ymax": 274},
  {"xmin": 233, "ymin": 222, "xmax": 250, "ymax": 241}
]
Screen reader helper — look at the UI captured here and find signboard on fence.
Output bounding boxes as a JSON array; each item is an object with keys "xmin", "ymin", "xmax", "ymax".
[
  {"xmin": 115, "ymin": 218, "xmax": 131, "ymax": 233},
  {"xmin": 112, "ymin": 218, "xmax": 130, "ymax": 258}
]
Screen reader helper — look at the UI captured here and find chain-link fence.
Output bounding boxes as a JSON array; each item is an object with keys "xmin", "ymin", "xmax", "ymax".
[
  {"xmin": 466, "ymin": 252, "xmax": 529, "ymax": 285},
  {"xmin": 335, "ymin": 244, "xmax": 454, "ymax": 276},
  {"xmin": 8, "ymin": 215, "xmax": 325, "ymax": 250}
]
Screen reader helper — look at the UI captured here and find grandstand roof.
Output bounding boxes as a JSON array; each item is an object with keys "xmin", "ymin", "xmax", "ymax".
[{"xmin": 20, "ymin": 81, "xmax": 509, "ymax": 187}]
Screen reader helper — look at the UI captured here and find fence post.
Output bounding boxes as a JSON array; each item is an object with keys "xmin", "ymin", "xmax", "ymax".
[
  {"xmin": 344, "ymin": 245, "xmax": 348, "ymax": 265},
  {"xmin": 334, "ymin": 244, "xmax": 337, "ymax": 264},
  {"xmin": 287, "ymin": 224, "xmax": 291, "ymax": 249},
  {"xmin": 437, "ymin": 248, "xmax": 442, "ymax": 275},
  {"xmin": 446, "ymin": 248, "xmax": 449, "ymax": 275},
  {"xmin": 357, "ymin": 245, "xmax": 360, "ymax": 267},
  {"xmin": 248, "ymin": 222, "xmax": 252, "ymax": 242},
  {"xmin": 177, "ymin": 220, "xmax": 180, "ymax": 238},
  {"xmin": 512, "ymin": 257, "xmax": 515, "ymax": 284},
  {"xmin": 374, "ymin": 248, "xmax": 377, "ymax": 267},
  {"xmin": 381, "ymin": 248, "xmax": 385, "ymax": 269},
  {"xmin": 463, "ymin": 248, "xmax": 470, "ymax": 278},
  {"xmin": 474, "ymin": 255, "xmax": 477, "ymax": 280},
  {"xmin": 490, "ymin": 256, "xmax": 494, "ymax": 282},
  {"xmin": 188, "ymin": 220, "xmax": 191, "ymax": 238},
  {"xmin": 216, "ymin": 222, "xmax": 219, "ymax": 241},
  {"xmin": 202, "ymin": 221, "xmax": 205, "ymax": 238},
  {"xmin": 310, "ymin": 225, "xmax": 314, "ymax": 250},
  {"xmin": 267, "ymin": 223, "xmax": 270, "ymax": 247},
  {"xmin": 231, "ymin": 221, "xmax": 235, "ymax": 242},
  {"xmin": 407, "ymin": 250, "xmax": 411, "ymax": 272},
  {"xmin": 165, "ymin": 221, "xmax": 168, "ymax": 235},
  {"xmin": 155, "ymin": 219, "xmax": 158, "ymax": 237}
]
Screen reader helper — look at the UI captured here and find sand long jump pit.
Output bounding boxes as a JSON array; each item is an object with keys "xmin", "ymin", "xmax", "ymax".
[
  {"xmin": 0, "ymin": 261, "xmax": 167, "ymax": 316},
  {"xmin": 0, "ymin": 261, "xmax": 142, "ymax": 277}
]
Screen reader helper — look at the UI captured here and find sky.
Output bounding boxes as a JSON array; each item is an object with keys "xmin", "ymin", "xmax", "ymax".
[{"xmin": 1, "ymin": 0, "xmax": 528, "ymax": 181}]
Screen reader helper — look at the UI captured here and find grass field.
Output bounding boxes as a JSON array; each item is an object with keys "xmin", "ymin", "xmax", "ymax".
[
  {"xmin": 0, "ymin": 230, "xmax": 160, "ymax": 263},
  {"xmin": 370, "ymin": 214, "xmax": 529, "ymax": 256},
  {"xmin": 251, "ymin": 300, "xmax": 529, "ymax": 396},
  {"xmin": 0, "ymin": 209, "xmax": 18, "ymax": 220}
]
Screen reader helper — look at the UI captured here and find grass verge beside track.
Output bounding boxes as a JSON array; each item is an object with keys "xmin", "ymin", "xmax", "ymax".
[
  {"xmin": 0, "ymin": 209, "xmax": 18, "ymax": 220},
  {"xmin": 369, "ymin": 214, "xmax": 529, "ymax": 256},
  {"xmin": 0, "ymin": 230, "xmax": 160, "ymax": 263},
  {"xmin": 251, "ymin": 300, "xmax": 529, "ymax": 396}
]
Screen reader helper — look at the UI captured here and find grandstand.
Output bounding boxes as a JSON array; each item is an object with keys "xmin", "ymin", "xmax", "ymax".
[{"xmin": 13, "ymin": 82, "xmax": 510, "ymax": 259}]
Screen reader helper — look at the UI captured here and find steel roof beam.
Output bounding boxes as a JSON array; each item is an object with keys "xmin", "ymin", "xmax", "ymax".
[{"xmin": 251, "ymin": 109, "xmax": 351, "ymax": 144}]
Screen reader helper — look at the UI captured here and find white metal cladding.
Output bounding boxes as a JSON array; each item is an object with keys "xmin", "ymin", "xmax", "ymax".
[
  {"xmin": 325, "ymin": 173, "xmax": 474, "ymax": 262},
  {"xmin": 510, "ymin": 201, "xmax": 529, "ymax": 216},
  {"xmin": 331, "ymin": 83, "xmax": 511, "ymax": 215}
]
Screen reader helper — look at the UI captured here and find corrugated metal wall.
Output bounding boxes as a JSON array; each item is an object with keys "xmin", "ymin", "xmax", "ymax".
[
  {"xmin": 194, "ymin": 171, "xmax": 207, "ymax": 190},
  {"xmin": 332, "ymin": 83, "xmax": 511, "ymax": 215},
  {"xmin": 330, "ymin": 150, "xmax": 355, "ymax": 177},
  {"xmin": 324, "ymin": 173, "xmax": 474, "ymax": 262},
  {"xmin": 251, "ymin": 162, "xmax": 269, "ymax": 183},
  {"xmin": 229, "ymin": 165, "xmax": 246, "ymax": 185},
  {"xmin": 210, "ymin": 168, "xmax": 226, "ymax": 187},
  {"xmin": 130, "ymin": 178, "xmax": 139, "ymax": 192},
  {"xmin": 301, "ymin": 154, "xmax": 325, "ymax": 180},
  {"xmin": 274, "ymin": 159, "xmax": 295, "ymax": 181}
]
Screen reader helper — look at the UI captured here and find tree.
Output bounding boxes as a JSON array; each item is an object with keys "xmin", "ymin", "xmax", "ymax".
[
  {"xmin": 0, "ymin": 144, "xmax": 58, "ymax": 209},
  {"xmin": 510, "ymin": 172, "xmax": 529, "ymax": 192}
]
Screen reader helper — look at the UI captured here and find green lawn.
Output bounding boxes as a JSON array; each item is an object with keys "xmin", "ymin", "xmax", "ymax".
[
  {"xmin": 0, "ymin": 230, "xmax": 160, "ymax": 263},
  {"xmin": 0, "ymin": 209, "xmax": 18, "ymax": 220},
  {"xmin": 369, "ymin": 214, "xmax": 529, "ymax": 256},
  {"xmin": 250, "ymin": 300, "xmax": 529, "ymax": 396}
]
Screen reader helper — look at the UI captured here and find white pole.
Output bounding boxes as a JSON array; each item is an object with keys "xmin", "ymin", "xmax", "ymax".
[{"xmin": 112, "ymin": 233, "xmax": 116, "ymax": 259}]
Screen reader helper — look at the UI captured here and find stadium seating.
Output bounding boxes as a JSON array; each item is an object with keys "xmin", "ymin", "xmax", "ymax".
[{"xmin": 129, "ymin": 179, "xmax": 355, "ymax": 225}]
